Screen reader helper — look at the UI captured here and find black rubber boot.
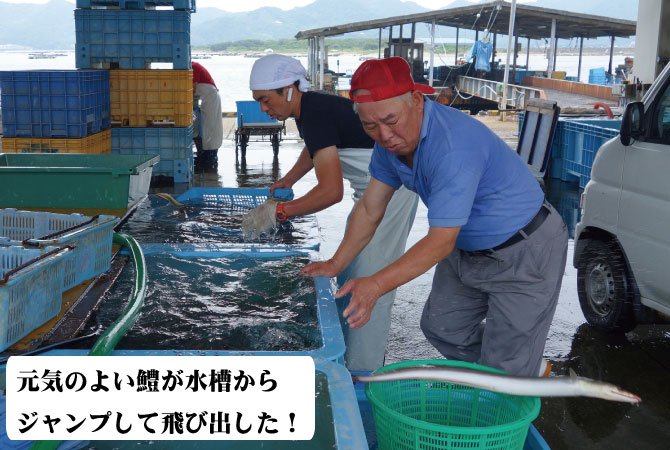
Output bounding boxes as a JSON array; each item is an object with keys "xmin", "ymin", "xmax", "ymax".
[{"xmin": 195, "ymin": 149, "xmax": 218, "ymax": 169}]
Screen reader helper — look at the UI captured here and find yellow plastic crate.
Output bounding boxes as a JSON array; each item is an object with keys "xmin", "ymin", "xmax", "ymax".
[
  {"xmin": 0, "ymin": 129, "xmax": 111, "ymax": 154},
  {"xmin": 110, "ymin": 69, "xmax": 193, "ymax": 127}
]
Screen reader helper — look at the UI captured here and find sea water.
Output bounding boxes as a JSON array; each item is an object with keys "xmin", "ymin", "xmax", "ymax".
[{"xmin": 77, "ymin": 254, "xmax": 321, "ymax": 351}]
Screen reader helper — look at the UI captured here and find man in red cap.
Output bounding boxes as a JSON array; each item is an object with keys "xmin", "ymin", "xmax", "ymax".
[{"xmin": 302, "ymin": 57, "xmax": 567, "ymax": 377}]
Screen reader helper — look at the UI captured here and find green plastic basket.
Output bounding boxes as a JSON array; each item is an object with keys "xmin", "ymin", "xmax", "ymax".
[{"xmin": 365, "ymin": 359, "xmax": 541, "ymax": 450}]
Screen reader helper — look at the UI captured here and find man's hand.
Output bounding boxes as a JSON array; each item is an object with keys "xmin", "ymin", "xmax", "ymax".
[
  {"xmin": 241, "ymin": 199, "xmax": 279, "ymax": 238},
  {"xmin": 270, "ymin": 177, "xmax": 294, "ymax": 196},
  {"xmin": 336, "ymin": 277, "xmax": 383, "ymax": 329},
  {"xmin": 299, "ymin": 258, "xmax": 340, "ymax": 278}
]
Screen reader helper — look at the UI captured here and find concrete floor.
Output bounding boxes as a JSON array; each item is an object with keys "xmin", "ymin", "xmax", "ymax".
[{"xmin": 172, "ymin": 114, "xmax": 670, "ymax": 450}]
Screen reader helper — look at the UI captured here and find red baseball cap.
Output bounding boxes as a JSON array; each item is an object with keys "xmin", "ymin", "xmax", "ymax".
[{"xmin": 350, "ymin": 57, "xmax": 435, "ymax": 103}]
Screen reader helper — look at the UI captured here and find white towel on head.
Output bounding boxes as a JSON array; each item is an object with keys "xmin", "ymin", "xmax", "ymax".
[{"xmin": 249, "ymin": 54, "xmax": 310, "ymax": 92}]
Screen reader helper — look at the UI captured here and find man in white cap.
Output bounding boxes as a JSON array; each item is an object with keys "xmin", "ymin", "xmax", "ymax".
[{"xmin": 242, "ymin": 54, "xmax": 419, "ymax": 372}]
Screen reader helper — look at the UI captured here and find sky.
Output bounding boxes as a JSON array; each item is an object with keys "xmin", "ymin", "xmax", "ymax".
[{"xmin": 0, "ymin": 0, "xmax": 471, "ymax": 12}]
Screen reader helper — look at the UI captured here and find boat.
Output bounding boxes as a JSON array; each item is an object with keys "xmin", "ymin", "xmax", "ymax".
[{"xmin": 28, "ymin": 52, "xmax": 57, "ymax": 59}]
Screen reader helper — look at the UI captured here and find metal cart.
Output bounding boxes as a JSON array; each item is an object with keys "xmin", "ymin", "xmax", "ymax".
[{"xmin": 234, "ymin": 101, "xmax": 285, "ymax": 158}]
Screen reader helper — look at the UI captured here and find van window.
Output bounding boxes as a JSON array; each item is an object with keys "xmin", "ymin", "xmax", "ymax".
[{"xmin": 649, "ymin": 83, "xmax": 670, "ymax": 144}]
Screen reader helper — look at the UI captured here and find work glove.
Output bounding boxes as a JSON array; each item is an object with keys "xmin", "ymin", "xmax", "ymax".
[{"xmin": 241, "ymin": 199, "xmax": 280, "ymax": 238}]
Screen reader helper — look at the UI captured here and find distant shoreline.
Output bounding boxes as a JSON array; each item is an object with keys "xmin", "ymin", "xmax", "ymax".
[
  {"xmin": 194, "ymin": 47, "xmax": 635, "ymax": 57},
  {"xmin": 0, "ymin": 47, "xmax": 635, "ymax": 58}
]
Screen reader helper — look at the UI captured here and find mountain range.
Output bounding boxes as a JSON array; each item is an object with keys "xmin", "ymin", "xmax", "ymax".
[{"xmin": 0, "ymin": 0, "xmax": 638, "ymax": 50}]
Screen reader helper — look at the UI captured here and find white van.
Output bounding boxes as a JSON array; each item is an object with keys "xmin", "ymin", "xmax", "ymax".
[{"xmin": 574, "ymin": 62, "xmax": 670, "ymax": 333}]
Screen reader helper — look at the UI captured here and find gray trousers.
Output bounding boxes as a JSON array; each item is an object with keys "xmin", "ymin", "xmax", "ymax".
[
  {"xmin": 337, "ymin": 186, "xmax": 418, "ymax": 372},
  {"xmin": 420, "ymin": 204, "xmax": 568, "ymax": 376}
]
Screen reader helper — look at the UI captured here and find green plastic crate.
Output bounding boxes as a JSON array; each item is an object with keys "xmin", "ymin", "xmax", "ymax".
[{"xmin": 0, "ymin": 153, "xmax": 159, "ymax": 209}]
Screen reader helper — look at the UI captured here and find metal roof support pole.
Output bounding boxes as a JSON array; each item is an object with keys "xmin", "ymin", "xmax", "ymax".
[
  {"xmin": 410, "ymin": 22, "xmax": 416, "ymax": 70},
  {"xmin": 309, "ymin": 38, "xmax": 313, "ymax": 83},
  {"xmin": 512, "ymin": 34, "xmax": 518, "ymax": 86},
  {"xmin": 547, "ymin": 18, "xmax": 556, "ymax": 78},
  {"xmin": 388, "ymin": 25, "xmax": 393, "ymax": 52},
  {"xmin": 429, "ymin": 18, "xmax": 435, "ymax": 87},
  {"xmin": 319, "ymin": 35, "xmax": 325, "ymax": 90},
  {"xmin": 526, "ymin": 37, "xmax": 530, "ymax": 69},
  {"xmin": 455, "ymin": 27, "xmax": 460, "ymax": 64},
  {"xmin": 577, "ymin": 36, "xmax": 584, "ymax": 82},
  {"xmin": 501, "ymin": 0, "xmax": 517, "ymax": 116},
  {"xmin": 315, "ymin": 37, "xmax": 319, "ymax": 83},
  {"xmin": 608, "ymin": 36, "xmax": 615, "ymax": 76},
  {"xmin": 553, "ymin": 37, "xmax": 558, "ymax": 71},
  {"xmin": 378, "ymin": 28, "xmax": 382, "ymax": 59},
  {"xmin": 492, "ymin": 33, "xmax": 497, "ymax": 67},
  {"xmin": 312, "ymin": 37, "xmax": 317, "ymax": 83},
  {"xmin": 307, "ymin": 38, "xmax": 312, "ymax": 79},
  {"xmin": 308, "ymin": 38, "xmax": 313, "ymax": 84},
  {"xmin": 399, "ymin": 24, "xmax": 403, "ymax": 57}
]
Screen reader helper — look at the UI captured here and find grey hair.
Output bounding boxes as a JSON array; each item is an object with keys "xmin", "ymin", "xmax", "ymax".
[{"xmin": 352, "ymin": 91, "xmax": 414, "ymax": 115}]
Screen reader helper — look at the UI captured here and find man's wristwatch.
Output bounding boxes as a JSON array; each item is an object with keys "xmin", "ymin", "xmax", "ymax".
[{"xmin": 275, "ymin": 203, "xmax": 289, "ymax": 222}]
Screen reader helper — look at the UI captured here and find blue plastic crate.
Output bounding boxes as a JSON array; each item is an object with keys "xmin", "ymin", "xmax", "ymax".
[
  {"xmin": 75, "ymin": 10, "xmax": 191, "ymax": 69},
  {"xmin": 0, "ymin": 246, "xmax": 72, "ymax": 351},
  {"xmin": 76, "ymin": 0, "xmax": 195, "ymax": 10},
  {"xmin": 0, "ymin": 209, "xmax": 119, "ymax": 291},
  {"xmin": 0, "ymin": 70, "xmax": 110, "ymax": 138},
  {"xmin": 152, "ymin": 157, "xmax": 193, "ymax": 183},
  {"xmin": 236, "ymin": 100, "xmax": 276, "ymax": 127},
  {"xmin": 552, "ymin": 119, "xmax": 620, "ymax": 188},
  {"xmin": 520, "ymin": 114, "xmax": 620, "ymax": 186},
  {"xmin": 111, "ymin": 127, "xmax": 193, "ymax": 182},
  {"xmin": 588, "ymin": 67, "xmax": 608, "ymax": 85},
  {"xmin": 111, "ymin": 126, "xmax": 193, "ymax": 160},
  {"xmin": 514, "ymin": 70, "xmax": 535, "ymax": 84},
  {"xmin": 176, "ymin": 187, "xmax": 294, "ymax": 210}
]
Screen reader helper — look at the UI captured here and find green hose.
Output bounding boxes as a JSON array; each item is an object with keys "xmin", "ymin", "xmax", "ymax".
[
  {"xmin": 29, "ymin": 232, "xmax": 147, "ymax": 450},
  {"xmin": 89, "ymin": 232, "xmax": 147, "ymax": 356}
]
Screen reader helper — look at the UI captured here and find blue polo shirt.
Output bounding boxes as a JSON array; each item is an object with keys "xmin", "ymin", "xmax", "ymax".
[{"xmin": 369, "ymin": 99, "xmax": 544, "ymax": 252}]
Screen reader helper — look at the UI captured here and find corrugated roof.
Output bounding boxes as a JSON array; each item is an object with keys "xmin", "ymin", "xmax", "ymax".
[{"xmin": 295, "ymin": 1, "xmax": 636, "ymax": 40}]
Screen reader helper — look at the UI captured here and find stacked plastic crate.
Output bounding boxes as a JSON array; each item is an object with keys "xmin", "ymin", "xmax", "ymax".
[
  {"xmin": 0, "ymin": 208, "xmax": 120, "ymax": 352},
  {"xmin": 588, "ymin": 67, "xmax": 608, "ymax": 85},
  {"xmin": 0, "ymin": 70, "xmax": 111, "ymax": 154},
  {"xmin": 75, "ymin": 0, "xmax": 196, "ymax": 184},
  {"xmin": 519, "ymin": 111, "xmax": 622, "ymax": 188}
]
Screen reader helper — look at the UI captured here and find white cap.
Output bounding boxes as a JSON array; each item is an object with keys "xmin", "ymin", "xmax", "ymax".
[{"xmin": 249, "ymin": 54, "xmax": 310, "ymax": 92}]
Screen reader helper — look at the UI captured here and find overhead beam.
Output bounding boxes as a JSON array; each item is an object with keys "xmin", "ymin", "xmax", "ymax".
[{"xmin": 295, "ymin": 1, "xmax": 635, "ymax": 41}]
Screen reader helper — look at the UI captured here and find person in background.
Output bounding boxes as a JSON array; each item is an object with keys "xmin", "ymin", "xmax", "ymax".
[
  {"xmin": 301, "ymin": 57, "xmax": 568, "ymax": 377},
  {"xmin": 241, "ymin": 54, "xmax": 419, "ymax": 372},
  {"xmin": 192, "ymin": 61, "xmax": 223, "ymax": 168}
]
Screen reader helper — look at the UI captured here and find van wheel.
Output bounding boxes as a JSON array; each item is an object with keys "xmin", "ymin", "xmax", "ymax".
[{"xmin": 577, "ymin": 239, "xmax": 636, "ymax": 333}]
